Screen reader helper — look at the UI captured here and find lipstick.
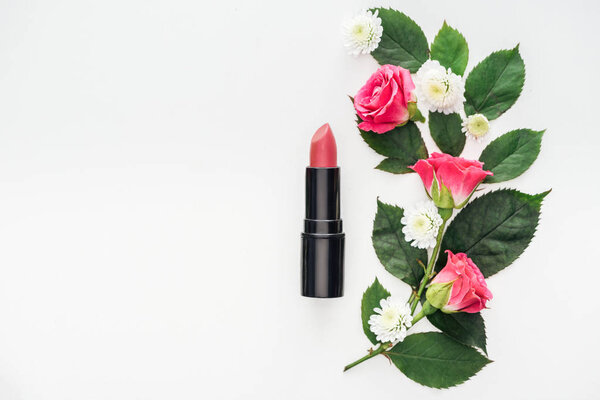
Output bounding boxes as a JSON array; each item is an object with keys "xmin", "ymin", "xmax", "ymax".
[{"xmin": 301, "ymin": 123, "xmax": 345, "ymax": 298}]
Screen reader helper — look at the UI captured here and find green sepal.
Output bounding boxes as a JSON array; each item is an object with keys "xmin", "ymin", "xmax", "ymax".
[
  {"xmin": 430, "ymin": 173, "xmax": 455, "ymax": 209},
  {"xmin": 421, "ymin": 299, "xmax": 439, "ymax": 317},
  {"xmin": 437, "ymin": 207, "xmax": 453, "ymax": 221},
  {"xmin": 408, "ymin": 102, "xmax": 425, "ymax": 123},
  {"xmin": 426, "ymin": 280, "xmax": 455, "ymax": 310},
  {"xmin": 454, "ymin": 183, "xmax": 483, "ymax": 209}
]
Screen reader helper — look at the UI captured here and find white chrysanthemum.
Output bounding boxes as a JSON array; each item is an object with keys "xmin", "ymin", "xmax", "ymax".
[
  {"xmin": 341, "ymin": 10, "xmax": 383, "ymax": 55},
  {"xmin": 462, "ymin": 113, "xmax": 490, "ymax": 140},
  {"xmin": 401, "ymin": 201, "xmax": 443, "ymax": 249},
  {"xmin": 414, "ymin": 60, "xmax": 465, "ymax": 114},
  {"xmin": 368, "ymin": 297, "xmax": 413, "ymax": 343}
]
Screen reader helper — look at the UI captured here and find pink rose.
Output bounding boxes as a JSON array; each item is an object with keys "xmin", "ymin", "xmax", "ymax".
[
  {"xmin": 354, "ymin": 64, "xmax": 417, "ymax": 134},
  {"xmin": 427, "ymin": 250, "xmax": 492, "ymax": 314},
  {"xmin": 410, "ymin": 152, "xmax": 493, "ymax": 208}
]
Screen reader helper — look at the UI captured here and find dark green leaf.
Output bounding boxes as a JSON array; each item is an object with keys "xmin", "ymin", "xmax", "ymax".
[
  {"xmin": 419, "ymin": 296, "xmax": 487, "ymax": 354},
  {"xmin": 375, "ymin": 158, "xmax": 412, "ymax": 174},
  {"xmin": 428, "ymin": 112, "xmax": 466, "ymax": 156},
  {"xmin": 360, "ymin": 122, "xmax": 428, "ymax": 174},
  {"xmin": 361, "ymin": 278, "xmax": 390, "ymax": 345},
  {"xmin": 480, "ymin": 129, "xmax": 544, "ymax": 183},
  {"xmin": 436, "ymin": 189, "xmax": 550, "ymax": 277},
  {"xmin": 373, "ymin": 200, "xmax": 427, "ymax": 287},
  {"xmin": 430, "ymin": 22, "xmax": 469, "ymax": 76},
  {"xmin": 370, "ymin": 8, "xmax": 429, "ymax": 72},
  {"xmin": 387, "ymin": 332, "xmax": 491, "ymax": 388},
  {"xmin": 427, "ymin": 311, "xmax": 487, "ymax": 354},
  {"xmin": 464, "ymin": 46, "xmax": 525, "ymax": 120}
]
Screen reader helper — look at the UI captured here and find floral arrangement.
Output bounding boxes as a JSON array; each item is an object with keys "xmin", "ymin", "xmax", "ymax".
[{"xmin": 342, "ymin": 9, "xmax": 550, "ymax": 388}]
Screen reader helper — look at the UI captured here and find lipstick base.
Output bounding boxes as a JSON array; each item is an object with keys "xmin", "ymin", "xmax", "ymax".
[{"xmin": 301, "ymin": 232, "xmax": 344, "ymax": 298}]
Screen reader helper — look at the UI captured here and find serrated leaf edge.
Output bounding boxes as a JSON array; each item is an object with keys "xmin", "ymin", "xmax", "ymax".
[
  {"xmin": 370, "ymin": 7, "xmax": 430, "ymax": 66},
  {"xmin": 431, "ymin": 21, "xmax": 469, "ymax": 76},
  {"xmin": 386, "ymin": 332, "xmax": 492, "ymax": 389},
  {"xmin": 465, "ymin": 45, "xmax": 526, "ymax": 119},
  {"xmin": 481, "ymin": 128, "xmax": 545, "ymax": 183},
  {"xmin": 440, "ymin": 188, "xmax": 550, "ymax": 277}
]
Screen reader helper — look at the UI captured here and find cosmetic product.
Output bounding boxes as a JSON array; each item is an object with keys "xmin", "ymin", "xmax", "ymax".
[{"xmin": 301, "ymin": 123, "xmax": 345, "ymax": 298}]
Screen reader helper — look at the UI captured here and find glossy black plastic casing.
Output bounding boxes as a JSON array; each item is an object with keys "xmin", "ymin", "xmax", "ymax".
[{"xmin": 301, "ymin": 167, "xmax": 344, "ymax": 298}]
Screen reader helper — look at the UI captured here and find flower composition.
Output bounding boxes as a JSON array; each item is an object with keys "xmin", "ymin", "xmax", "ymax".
[
  {"xmin": 463, "ymin": 113, "xmax": 490, "ymax": 140},
  {"xmin": 368, "ymin": 297, "xmax": 413, "ymax": 343},
  {"xmin": 426, "ymin": 251, "xmax": 493, "ymax": 313},
  {"xmin": 411, "ymin": 153, "xmax": 493, "ymax": 209},
  {"xmin": 342, "ymin": 10, "xmax": 383, "ymax": 56},
  {"xmin": 401, "ymin": 200, "xmax": 443, "ymax": 248},
  {"xmin": 354, "ymin": 64, "xmax": 417, "ymax": 134},
  {"xmin": 414, "ymin": 60, "xmax": 465, "ymax": 114},
  {"xmin": 343, "ymin": 8, "xmax": 548, "ymax": 389}
]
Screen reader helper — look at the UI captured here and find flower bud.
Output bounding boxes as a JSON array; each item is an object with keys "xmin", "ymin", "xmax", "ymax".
[
  {"xmin": 427, "ymin": 250, "xmax": 493, "ymax": 314},
  {"xmin": 410, "ymin": 153, "xmax": 493, "ymax": 209}
]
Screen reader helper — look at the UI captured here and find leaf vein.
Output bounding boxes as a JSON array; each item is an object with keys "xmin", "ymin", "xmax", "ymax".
[{"xmin": 475, "ymin": 53, "xmax": 514, "ymax": 112}]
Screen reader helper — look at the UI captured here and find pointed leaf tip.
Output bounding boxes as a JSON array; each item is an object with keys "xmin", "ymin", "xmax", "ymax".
[
  {"xmin": 370, "ymin": 8, "xmax": 429, "ymax": 72},
  {"xmin": 464, "ymin": 48, "xmax": 525, "ymax": 119},
  {"xmin": 372, "ymin": 201, "xmax": 427, "ymax": 287},
  {"xmin": 538, "ymin": 189, "xmax": 552, "ymax": 200},
  {"xmin": 387, "ymin": 332, "xmax": 491, "ymax": 388},
  {"xmin": 436, "ymin": 189, "xmax": 547, "ymax": 277},
  {"xmin": 480, "ymin": 128, "xmax": 543, "ymax": 183},
  {"xmin": 361, "ymin": 278, "xmax": 390, "ymax": 344}
]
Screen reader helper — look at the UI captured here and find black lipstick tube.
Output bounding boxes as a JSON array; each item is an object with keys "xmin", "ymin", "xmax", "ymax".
[{"xmin": 301, "ymin": 167, "xmax": 345, "ymax": 298}]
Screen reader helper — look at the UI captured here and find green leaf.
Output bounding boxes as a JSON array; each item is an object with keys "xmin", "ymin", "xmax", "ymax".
[
  {"xmin": 436, "ymin": 189, "xmax": 550, "ymax": 277},
  {"xmin": 428, "ymin": 112, "xmax": 466, "ymax": 156},
  {"xmin": 372, "ymin": 200, "xmax": 427, "ymax": 288},
  {"xmin": 360, "ymin": 122, "xmax": 428, "ymax": 174},
  {"xmin": 479, "ymin": 129, "xmax": 544, "ymax": 183},
  {"xmin": 370, "ymin": 8, "xmax": 429, "ymax": 72},
  {"xmin": 375, "ymin": 158, "xmax": 412, "ymax": 174},
  {"xmin": 387, "ymin": 332, "xmax": 491, "ymax": 388},
  {"xmin": 427, "ymin": 311, "xmax": 487, "ymax": 354},
  {"xmin": 430, "ymin": 22, "xmax": 469, "ymax": 76},
  {"xmin": 361, "ymin": 278, "xmax": 390, "ymax": 345},
  {"xmin": 464, "ymin": 46, "xmax": 525, "ymax": 120}
]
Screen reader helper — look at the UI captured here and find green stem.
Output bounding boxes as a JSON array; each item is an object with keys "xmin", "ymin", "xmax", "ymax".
[
  {"xmin": 411, "ymin": 309, "xmax": 426, "ymax": 325},
  {"xmin": 410, "ymin": 210, "xmax": 452, "ymax": 314},
  {"xmin": 344, "ymin": 303, "xmax": 432, "ymax": 372},
  {"xmin": 343, "ymin": 342, "xmax": 391, "ymax": 372},
  {"xmin": 344, "ymin": 210, "xmax": 452, "ymax": 373}
]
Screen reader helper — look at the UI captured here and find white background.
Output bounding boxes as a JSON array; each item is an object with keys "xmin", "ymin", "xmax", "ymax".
[{"xmin": 0, "ymin": 0, "xmax": 599, "ymax": 399}]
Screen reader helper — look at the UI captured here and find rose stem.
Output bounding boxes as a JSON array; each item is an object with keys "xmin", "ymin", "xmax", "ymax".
[
  {"xmin": 410, "ymin": 209, "xmax": 452, "ymax": 314},
  {"xmin": 344, "ymin": 210, "xmax": 452, "ymax": 373},
  {"xmin": 343, "ymin": 342, "xmax": 391, "ymax": 372}
]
